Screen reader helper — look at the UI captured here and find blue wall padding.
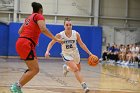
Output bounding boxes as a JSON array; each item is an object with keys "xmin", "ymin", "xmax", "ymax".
[
  {"xmin": 90, "ymin": 27, "xmax": 102, "ymax": 57},
  {"xmin": 4, "ymin": 23, "xmax": 102, "ymax": 58},
  {"xmin": 36, "ymin": 25, "xmax": 64, "ymax": 57},
  {"xmin": 0, "ymin": 23, "xmax": 9, "ymax": 56},
  {"xmin": 8, "ymin": 23, "xmax": 22, "ymax": 56},
  {"xmin": 73, "ymin": 26, "xmax": 102, "ymax": 58}
]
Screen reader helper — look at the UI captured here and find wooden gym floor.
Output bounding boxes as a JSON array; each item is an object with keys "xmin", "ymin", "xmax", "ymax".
[{"xmin": 0, "ymin": 58, "xmax": 140, "ymax": 93}]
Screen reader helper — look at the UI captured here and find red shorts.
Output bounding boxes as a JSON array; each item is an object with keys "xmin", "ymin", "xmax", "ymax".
[{"xmin": 16, "ymin": 38, "xmax": 37, "ymax": 60}]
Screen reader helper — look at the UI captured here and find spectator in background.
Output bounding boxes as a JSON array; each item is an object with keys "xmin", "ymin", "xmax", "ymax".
[{"xmin": 101, "ymin": 43, "xmax": 110, "ymax": 61}]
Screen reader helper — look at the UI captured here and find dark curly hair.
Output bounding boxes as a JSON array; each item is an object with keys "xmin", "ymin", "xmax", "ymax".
[{"xmin": 32, "ymin": 2, "xmax": 42, "ymax": 13}]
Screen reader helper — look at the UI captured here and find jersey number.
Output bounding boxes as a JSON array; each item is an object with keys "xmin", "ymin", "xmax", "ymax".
[
  {"xmin": 25, "ymin": 19, "xmax": 30, "ymax": 25},
  {"xmin": 66, "ymin": 44, "xmax": 73, "ymax": 49}
]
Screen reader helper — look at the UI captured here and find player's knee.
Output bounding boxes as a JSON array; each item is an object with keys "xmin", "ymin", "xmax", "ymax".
[
  {"xmin": 73, "ymin": 68, "xmax": 79, "ymax": 72},
  {"xmin": 24, "ymin": 68, "xmax": 39, "ymax": 75},
  {"xmin": 34, "ymin": 68, "xmax": 39, "ymax": 75},
  {"xmin": 31, "ymin": 67, "xmax": 39, "ymax": 75}
]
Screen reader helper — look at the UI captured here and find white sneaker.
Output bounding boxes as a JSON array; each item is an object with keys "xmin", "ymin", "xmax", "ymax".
[
  {"xmin": 121, "ymin": 61, "xmax": 125, "ymax": 65},
  {"xmin": 116, "ymin": 60, "xmax": 121, "ymax": 64},
  {"xmin": 81, "ymin": 83, "xmax": 90, "ymax": 93},
  {"xmin": 130, "ymin": 63, "xmax": 135, "ymax": 66},
  {"xmin": 99, "ymin": 58, "xmax": 102, "ymax": 61},
  {"xmin": 63, "ymin": 64, "xmax": 69, "ymax": 77},
  {"xmin": 84, "ymin": 87, "xmax": 90, "ymax": 93},
  {"xmin": 124, "ymin": 61, "xmax": 129, "ymax": 65}
]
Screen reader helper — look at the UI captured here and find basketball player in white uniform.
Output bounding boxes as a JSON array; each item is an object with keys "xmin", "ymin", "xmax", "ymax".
[{"xmin": 45, "ymin": 18, "xmax": 93, "ymax": 93}]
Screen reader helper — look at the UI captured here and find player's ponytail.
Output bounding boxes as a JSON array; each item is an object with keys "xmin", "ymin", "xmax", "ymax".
[{"xmin": 32, "ymin": 2, "xmax": 42, "ymax": 13}]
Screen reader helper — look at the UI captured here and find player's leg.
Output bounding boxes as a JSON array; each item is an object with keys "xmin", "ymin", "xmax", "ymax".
[
  {"xmin": 63, "ymin": 64, "xmax": 69, "ymax": 77},
  {"xmin": 65, "ymin": 62, "xmax": 81, "ymax": 72},
  {"xmin": 10, "ymin": 39, "xmax": 39, "ymax": 93},
  {"xmin": 19, "ymin": 59, "xmax": 39, "ymax": 86},
  {"xmin": 66, "ymin": 61, "xmax": 83, "ymax": 81},
  {"xmin": 62, "ymin": 53, "xmax": 72, "ymax": 77},
  {"xmin": 10, "ymin": 59, "xmax": 39, "ymax": 93},
  {"xmin": 66, "ymin": 61, "xmax": 89, "ymax": 93},
  {"xmin": 63, "ymin": 63, "xmax": 81, "ymax": 77},
  {"xmin": 62, "ymin": 52, "xmax": 89, "ymax": 92}
]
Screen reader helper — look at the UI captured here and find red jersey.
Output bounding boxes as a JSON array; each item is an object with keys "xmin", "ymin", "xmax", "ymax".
[{"xmin": 20, "ymin": 13, "xmax": 45, "ymax": 45}]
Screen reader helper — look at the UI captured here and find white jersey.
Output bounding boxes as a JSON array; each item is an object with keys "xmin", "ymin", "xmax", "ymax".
[
  {"xmin": 130, "ymin": 46, "xmax": 139, "ymax": 54},
  {"xmin": 59, "ymin": 30, "xmax": 78, "ymax": 53},
  {"xmin": 59, "ymin": 30, "xmax": 80, "ymax": 64}
]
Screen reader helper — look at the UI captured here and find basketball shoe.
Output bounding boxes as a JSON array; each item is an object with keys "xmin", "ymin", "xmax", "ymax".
[
  {"xmin": 63, "ymin": 64, "xmax": 69, "ymax": 77},
  {"xmin": 81, "ymin": 82, "xmax": 90, "ymax": 93},
  {"xmin": 10, "ymin": 83, "xmax": 23, "ymax": 93}
]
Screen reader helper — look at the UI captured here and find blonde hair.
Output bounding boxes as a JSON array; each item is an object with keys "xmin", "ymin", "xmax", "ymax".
[{"xmin": 64, "ymin": 17, "xmax": 71, "ymax": 25}]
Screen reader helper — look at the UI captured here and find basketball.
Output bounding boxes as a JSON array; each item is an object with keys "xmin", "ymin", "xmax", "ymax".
[{"xmin": 88, "ymin": 55, "xmax": 99, "ymax": 66}]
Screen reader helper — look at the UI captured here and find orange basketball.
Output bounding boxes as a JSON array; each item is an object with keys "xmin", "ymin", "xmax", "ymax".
[{"xmin": 88, "ymin": 55, "xmax": 99, "ymax": 66}]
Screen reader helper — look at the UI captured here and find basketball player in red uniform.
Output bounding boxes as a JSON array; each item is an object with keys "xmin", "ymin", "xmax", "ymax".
[{"xmin": 10, "ymin": 2, "xmax": 62, "ymax": 93}]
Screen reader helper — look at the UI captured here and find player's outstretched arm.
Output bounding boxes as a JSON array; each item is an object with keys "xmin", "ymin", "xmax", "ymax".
[
  {"xmin": 45, "ymin": 34, "xmax": 61, "ymax": 58},
  {"xmin": 76, "ymin": 32, "xmax": 92, "ymax": 56},
  {"xmin": 37, "ymin": 20, "xmax": 62, "ymax": 43}
]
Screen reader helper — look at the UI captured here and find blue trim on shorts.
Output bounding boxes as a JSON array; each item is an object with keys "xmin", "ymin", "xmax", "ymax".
[{"xmin": 61, "ymin": 54, "xmax": 70, "ymax": 61}]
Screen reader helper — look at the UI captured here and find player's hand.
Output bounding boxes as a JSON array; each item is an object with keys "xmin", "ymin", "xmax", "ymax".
[
  {"xmin": 45, "ymin": 51, "xmax": 50, "ymax": 59},
  {"xmin": 88, "ymin": 52, "xmax": 93, "ymax": 56},
  {"xmin": 56, "ymin": 38, "xmax": 64, "ymax": 44}
]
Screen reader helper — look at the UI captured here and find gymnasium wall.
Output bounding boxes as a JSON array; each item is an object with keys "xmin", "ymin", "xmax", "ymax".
[
  {"xmin": 0, "ymin": 23, "xmax": 102, "ymax": 58},
  {"xmin": 0, "ymin": 23, "xmax": 9, "ymax": 56},
  {"xmin": 20, "ymin": 0, "xmax": 91, "ymax": 16},
  {"xmin": 102, "ymin": 26, "xmax": 140, "ymax": 47}
]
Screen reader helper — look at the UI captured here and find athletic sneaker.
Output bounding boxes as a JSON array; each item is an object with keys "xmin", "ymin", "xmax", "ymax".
[
  {"xmin": 10, "ymin": 83, "xmax": 23, "ymax": 93},
  {"xmin": 81, "ymin": 83, "xmax": 90, "ymax": 93},
  {"xmin": 124, "ymin": 61, "xmax": 129, "ymax": 66},
  {"xmin": 63, "ymin": 64, "xmax": 69, "ymax": 77}
]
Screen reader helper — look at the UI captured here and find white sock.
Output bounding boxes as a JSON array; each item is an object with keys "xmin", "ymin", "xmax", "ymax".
[
  {"xmin": 17, "ymin": 82, "xmax": 22, "ymax": 88},
  {"xmin": 81, "ymin": 82, "xmax": 88, "ymax": 89}
]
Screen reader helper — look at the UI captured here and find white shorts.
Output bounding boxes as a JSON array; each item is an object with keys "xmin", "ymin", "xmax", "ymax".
[{"xmin": 61, "ymin": 50, "xmax": 80, "ymax": 64}]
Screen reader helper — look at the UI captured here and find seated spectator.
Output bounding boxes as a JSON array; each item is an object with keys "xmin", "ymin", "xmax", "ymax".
[{"xmin": 102, "ymin": 43, "xmax": 110, "ymax": 61}]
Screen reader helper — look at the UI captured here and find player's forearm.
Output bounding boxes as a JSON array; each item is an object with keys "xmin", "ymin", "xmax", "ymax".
[
  {"xmin": 39, "ymin": 22, "xmax": 58, "ymax": 41},
  {"xmin": 42, "ymin": 29, "xmax": 57, "ymax": 41},
  {"xmin": 80, "ymin": 44, "xmax": 92, "ymax": 55},
  {"xmin": 46, "ymin": 41, "xmax": 55, "ymax": 53}
]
